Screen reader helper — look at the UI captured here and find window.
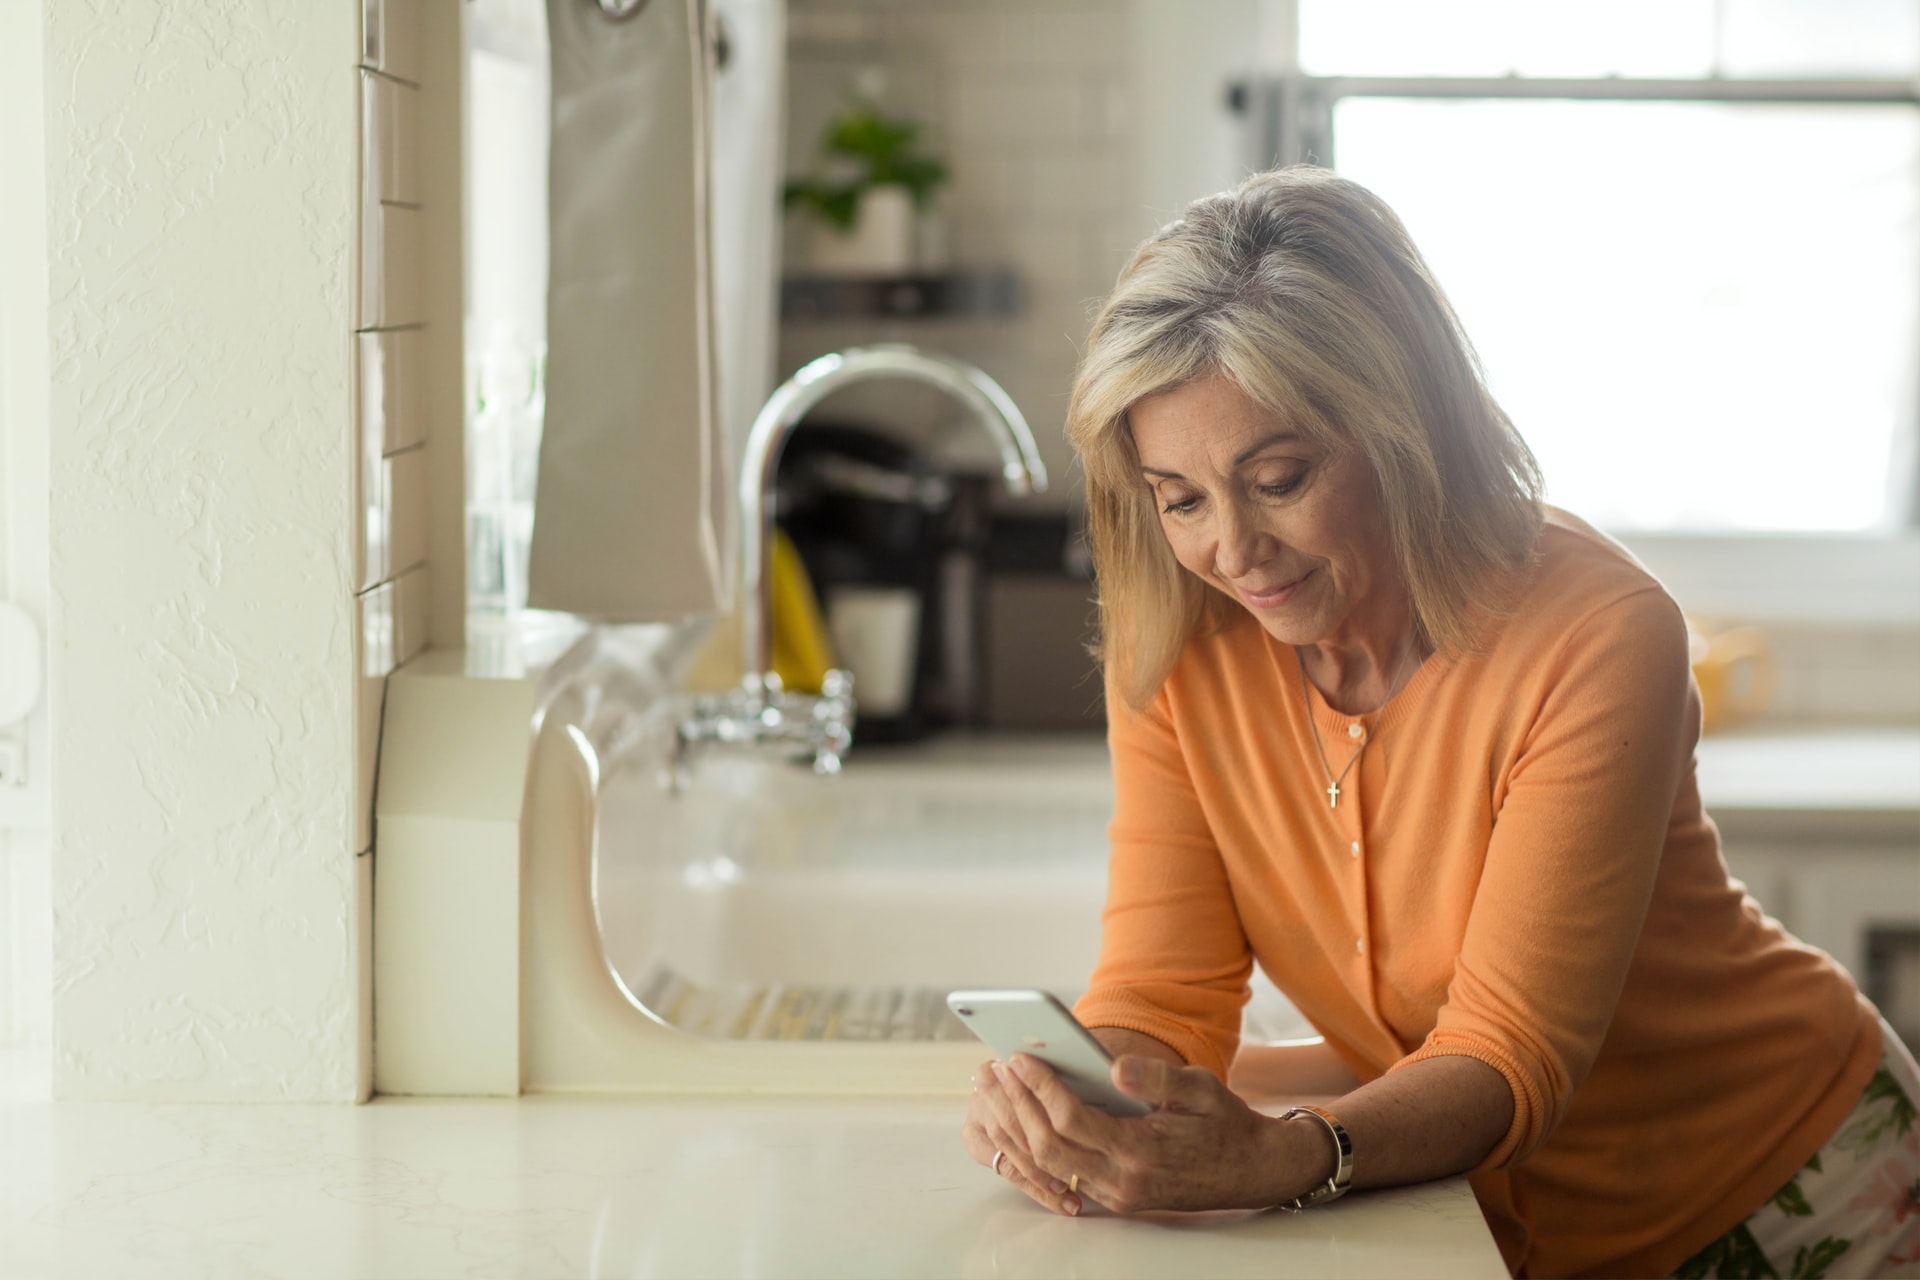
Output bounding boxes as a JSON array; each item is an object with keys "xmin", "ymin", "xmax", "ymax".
[
  {"xmin": 1266, "ymin": 1, "xmax": 1920, "ymax": 542},
  {"xmin": 1300, "ymin": 0, "xmax": 1920, "ymax": 82},
  {"xmin": 1335, "ymin": 98, "xmax": 1917, "ymax": 533}
]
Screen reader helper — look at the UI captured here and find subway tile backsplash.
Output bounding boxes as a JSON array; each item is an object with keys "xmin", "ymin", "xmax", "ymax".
[
  {"xmin": 357, "ymin": 203, "xmax": 423, "ymax": 330},
  {"xmin": 782, "ymin": 0, "xmax": 1144, "ymax": 492},
  {"xmin": 354, "ymin": 0, "xmax": 438, "ymax": 854},
  {"xmin": 1763, "ymin": 622, "xmax": 1920, "ymax": 727}
]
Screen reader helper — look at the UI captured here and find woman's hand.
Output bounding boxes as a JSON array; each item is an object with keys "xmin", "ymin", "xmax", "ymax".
[
  {"xmin": 965, "ymin": 1052, "xmax": 1336, "ymax": 1216},
  {"xmin": 964, "ymin": 1057, "xmax": 1086, "ymax": 1215}
]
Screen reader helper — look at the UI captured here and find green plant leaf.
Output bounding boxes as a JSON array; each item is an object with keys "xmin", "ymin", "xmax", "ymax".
[
  {"xmin": 1862, "ymin": 1066, "xmax": 1918, "ymax": 1137},
  {"xmin": 826, "ymin": 109, "xmax": 919, "ymax": 163},
  {"xmin": 1789, "ymin": 1236, "xmax": 1850, "ymax": 1279},
  {"xmin": 783, "ymin": 93, "xmax": 949, "ymax": 230},
  {"xmin": 1771, "ymin": 1178, "xmax": 1815, "ymax": 1217},
  {"xmin": 1675, "ymin": 1224, "xmax": 1781, "ymax": 1279},
  {"xmin": 781, "ymin": 179, "xmax": 863, "ymax": 231}
]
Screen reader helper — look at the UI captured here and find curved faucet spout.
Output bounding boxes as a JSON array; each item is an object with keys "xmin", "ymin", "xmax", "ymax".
[{"xmin": 736, "ymin": 345, "xmax": 1048, "ymax": 690}]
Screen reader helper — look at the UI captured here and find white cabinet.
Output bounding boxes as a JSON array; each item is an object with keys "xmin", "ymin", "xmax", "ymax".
[
  {"xmin": 1704, "ymin": 730, "xmax": 1920, "ymax": 1043},
  {"xmin": 1724, "ymin": 843, "xmax": 1920, "ymax": 984}
]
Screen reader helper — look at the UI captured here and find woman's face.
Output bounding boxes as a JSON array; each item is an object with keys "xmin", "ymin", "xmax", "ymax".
[{"xmin": 1128, "ymin": 371, "xmax": 1405, "ymax": 653}]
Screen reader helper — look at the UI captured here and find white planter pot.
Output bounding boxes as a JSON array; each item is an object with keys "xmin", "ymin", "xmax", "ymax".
[{"xmin": 807, "ymin": 186, "xmax": 916, "ymax": 277}]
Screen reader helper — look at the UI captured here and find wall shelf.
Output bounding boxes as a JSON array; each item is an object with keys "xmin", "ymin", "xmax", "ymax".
[{"xmin": 780, "ymin": 270, "xmax": 1021, "ymax": 321}]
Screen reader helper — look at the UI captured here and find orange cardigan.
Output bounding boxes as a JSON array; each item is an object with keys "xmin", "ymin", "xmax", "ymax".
[{"xmin": 1075, "ymin": 509, "xmax": 1881, "ymax": 1279}]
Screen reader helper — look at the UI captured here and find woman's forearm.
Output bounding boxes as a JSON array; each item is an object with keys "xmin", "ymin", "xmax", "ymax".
[{"xmin": 1326, "ymin": 1054, "xmax": 1513, "ymax": 1191}]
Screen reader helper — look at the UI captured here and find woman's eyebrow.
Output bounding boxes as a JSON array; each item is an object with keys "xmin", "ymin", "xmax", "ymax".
[
  {"xmin": 1138, "ymin": 431, "xmax": 1303, "ymax": 480},
  {"xmin": 1233, "ymin": 430, "xmax": 1302, "ymax": 465}
]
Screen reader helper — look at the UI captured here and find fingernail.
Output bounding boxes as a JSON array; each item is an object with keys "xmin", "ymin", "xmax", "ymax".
[
  {"xmin": 1049, "ymin": 1178, "xmax": 1067, "ymax": 1194},
  {"xmin": 1118, "ymin": 1058, "xmax": 1144, "ymax": 1087},
  {"xmin": 1063, "ymin": 1194, "xmax": 1082, "ymax": 1216},
  {"xmin": 1011, "ymin": 1055, "xmax": 1037, "ymax": 1082}
]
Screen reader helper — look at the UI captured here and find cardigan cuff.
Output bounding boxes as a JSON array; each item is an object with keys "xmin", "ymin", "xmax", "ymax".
[{"xmin": 1072, "ymin": 991, "xmax": 1237, "ymax": 1082}]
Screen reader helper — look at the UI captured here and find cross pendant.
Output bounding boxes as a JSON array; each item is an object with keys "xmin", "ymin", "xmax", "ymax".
[{"xmin": 1327, "ymin": 781, "xmax": 1341, "ymax": 808}]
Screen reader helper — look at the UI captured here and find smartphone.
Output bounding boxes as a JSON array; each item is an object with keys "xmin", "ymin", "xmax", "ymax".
[{"xmin": 947, "ymin": 989, "xmax": 1152, "ymax": 1118}]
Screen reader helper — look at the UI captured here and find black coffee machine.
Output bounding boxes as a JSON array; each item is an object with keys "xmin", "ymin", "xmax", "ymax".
[{"xmin": 775, "ymin": 423, "xmax": 989, "ymax": 743}]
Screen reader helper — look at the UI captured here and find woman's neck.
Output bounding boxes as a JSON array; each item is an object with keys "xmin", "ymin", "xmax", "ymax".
[{"xmin": 1296, "ymin": 615, "xmax": 1427, "ymax": 716}]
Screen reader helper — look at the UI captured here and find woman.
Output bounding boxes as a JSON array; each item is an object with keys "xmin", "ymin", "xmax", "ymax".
[{"xmin": 960, "ymin": 167, "xmax": 1920, "ymax": 1278}]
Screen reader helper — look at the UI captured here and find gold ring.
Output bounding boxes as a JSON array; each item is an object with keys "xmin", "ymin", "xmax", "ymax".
[{"xmin": 1069, "ymin": 1173, "xmax": 1079, "ymax": 1194}]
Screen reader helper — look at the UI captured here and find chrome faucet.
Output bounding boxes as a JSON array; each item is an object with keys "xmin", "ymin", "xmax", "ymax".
[{"xmin": 676, "ymin": 344, "xmax": 1049, "ymax": 777}]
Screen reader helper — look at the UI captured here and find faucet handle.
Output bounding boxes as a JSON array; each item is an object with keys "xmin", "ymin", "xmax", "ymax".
[{"xmin": 671, "ymin": 667, "xmax": 858, "ymax": 790}]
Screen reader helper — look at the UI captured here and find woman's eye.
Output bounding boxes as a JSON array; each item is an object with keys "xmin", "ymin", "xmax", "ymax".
[
  {"xmin": 1161, "ymin": 495, "xmax": 1200, "ymax": 516},
  {"xmin": 1257, "ymin": 473, "xmax": 1304, "ymax": 499}
]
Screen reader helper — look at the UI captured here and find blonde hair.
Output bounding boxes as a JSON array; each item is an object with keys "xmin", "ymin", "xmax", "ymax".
[{"xmin": 1068, "ymin": 167, "xmax": 1544, "ymax": 710}]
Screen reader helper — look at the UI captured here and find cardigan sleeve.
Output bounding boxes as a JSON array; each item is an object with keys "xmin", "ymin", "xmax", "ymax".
[
  {"xmin": 1394, "ymin": 586, "xmax": 1697, "ymax": 1168},
  {"xmin": 1072, "ymin": 672, "xmax": 1253, "ymax": 1080}
]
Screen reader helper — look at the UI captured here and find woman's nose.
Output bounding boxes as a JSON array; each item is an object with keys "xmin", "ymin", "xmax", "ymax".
[{"xmin": 1214, "ymin": 500, "xmax": 1268, "ymax": 579}]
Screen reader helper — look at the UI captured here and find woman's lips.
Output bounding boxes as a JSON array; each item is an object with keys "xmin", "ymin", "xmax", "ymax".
[{"xmin": 1237, "ymin": 572, "xmax": 1309, "ymax": 609}]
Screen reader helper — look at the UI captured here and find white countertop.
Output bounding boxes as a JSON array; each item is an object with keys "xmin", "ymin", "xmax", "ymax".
[
  {"xmin": 13, "ymin": 720, "xmax": 1896, "ymax": 1278},
  {"xmin": 853, "ymin": 728, "xmax": 1920, "ymax": 839},
  {"xmin": 1695, "ymin": 729, "xmax": 1920, "ymax": 807},
  {"xmin": 0, "ymin": 1091, "xmax": 1506, "ymax": 1279}
]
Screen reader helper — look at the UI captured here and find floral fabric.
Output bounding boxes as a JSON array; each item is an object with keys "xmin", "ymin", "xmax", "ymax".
[{"xmin": 1674, "ymin": 1022, "xmax": 1920, "ymax": 1279}]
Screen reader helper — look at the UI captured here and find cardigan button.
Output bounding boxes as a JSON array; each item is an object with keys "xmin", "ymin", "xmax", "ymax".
[{"xmin": 1346, "ymin": 722, "xmax": 1364, "ymax": 739}]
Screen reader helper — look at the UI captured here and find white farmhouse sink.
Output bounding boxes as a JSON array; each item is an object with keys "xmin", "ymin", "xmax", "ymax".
[{"xmin": 593, "ymin": 743, "xmax": 1115, "ymax": 1042}]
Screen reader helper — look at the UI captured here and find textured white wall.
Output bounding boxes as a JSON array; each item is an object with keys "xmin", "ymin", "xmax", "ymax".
[
  {"xmin": 46, "ymin": 1, "xmax": 363, "ymax": 1099},
  {"xmin": 1, "ymin": 0, "xmax": 53, "ymax": 1068}
]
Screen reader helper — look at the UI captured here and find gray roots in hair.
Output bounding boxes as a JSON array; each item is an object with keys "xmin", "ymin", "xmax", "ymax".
[{"xmin": 1067, "ymin": 166, "xmax": 1545, "ymax": 711}]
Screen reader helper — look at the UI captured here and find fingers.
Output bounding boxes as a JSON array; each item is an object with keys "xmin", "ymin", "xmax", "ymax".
[
  {"xmin": 969, "ymin": 1068, "xmax": 1035, "ymax": 1173},
  {"xmin": 977, "ymin": 1061, "xmax": 1088, "ymax": 1216},
  {"xmin": 971, "ymin": 1055, "xmax": 1260, "ymax": 1218},
  {"xmin": 991, "ymin": 1129, "xmax": 1074, "ymax": 1215},
  {"xmin": 965, "ymin": 1061, "xmax": 1084, "ymax": 1216},
  {"xmin": 994, "ymin": 1061, "xmax": 1105, "ymax": 1216},
  {"xmin": 972, "ymin": 1063, "xmax": 1053, "ymax": 1194},
  {"xmin": 979, "ymin": 1065, "xmax": 1056, "ymax": 1184},
  {"xmin": 997, "ymin": 1151, "xmax": 1080, "ymax": 1215},
  {"xmin": 1007, "ymin": 1055, "xmax": 1123, "ymax": 1148}
]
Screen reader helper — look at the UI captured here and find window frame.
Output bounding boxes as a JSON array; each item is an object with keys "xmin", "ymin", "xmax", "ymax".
[{"xmin": 1239, "ymin": 72, "xmax": 1920, "ymax": 622}]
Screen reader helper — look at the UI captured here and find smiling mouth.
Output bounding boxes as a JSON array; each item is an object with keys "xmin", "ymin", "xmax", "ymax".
[{"xmin": 1236, "ymin": 572, "xmax": 1310, "ymax": 609}]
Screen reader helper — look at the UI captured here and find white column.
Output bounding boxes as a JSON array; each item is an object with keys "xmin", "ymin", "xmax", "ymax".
[{"xmin": 45, "ymin": 0, "xmax": 363, "ymax": 1100}]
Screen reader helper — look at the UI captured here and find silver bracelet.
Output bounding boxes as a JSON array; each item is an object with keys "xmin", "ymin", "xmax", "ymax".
[{"xmin": 1277, "ymin": 1104, "xmax": 1354, "ymax": 1210}]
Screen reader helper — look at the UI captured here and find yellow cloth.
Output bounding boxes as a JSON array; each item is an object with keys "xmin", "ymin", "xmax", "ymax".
[
  {"xmin": 1075, "ymin": 508, "xmax": 1880, "ymax": 1279},
  {"xmin": 682, "ymin": 528, "xmax": 835, "ymax": 694},
  {"xmin": 767, "ymin": 528, "xmax": 834, "ymax": 694}
]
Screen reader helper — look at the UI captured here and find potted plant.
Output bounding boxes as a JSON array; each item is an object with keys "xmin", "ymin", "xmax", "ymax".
[{"xmin": 783, "ymin": 95, "xmax": 949, "ymax": 276}]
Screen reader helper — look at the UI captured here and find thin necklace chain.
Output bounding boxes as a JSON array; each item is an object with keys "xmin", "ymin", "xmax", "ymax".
[{"xmin": 1299, "ymin": 641, "xmax": 1418, "ymax": 810}]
